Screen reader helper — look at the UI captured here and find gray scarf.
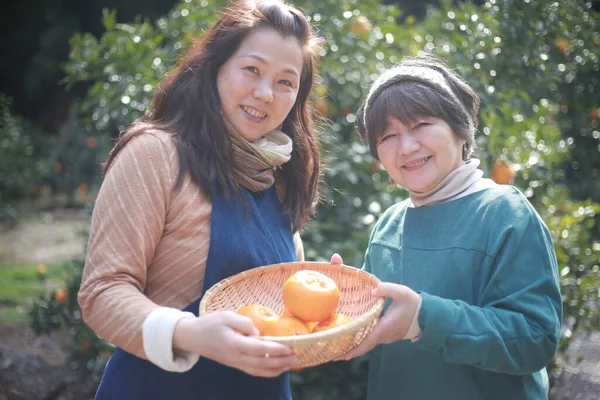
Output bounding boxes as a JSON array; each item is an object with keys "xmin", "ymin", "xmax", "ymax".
[{"xmin": 226, "ymin": 121, "xmax": 293, "ymax": 192}]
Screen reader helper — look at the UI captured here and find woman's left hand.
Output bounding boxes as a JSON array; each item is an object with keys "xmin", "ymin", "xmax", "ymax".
[
  {"xmin": 329, "ymin": 253, "xmax": 343, "ymax": 265},
  {"xmin": 343, "ymin": 282, "xmax": 421, "ymax": 360}
]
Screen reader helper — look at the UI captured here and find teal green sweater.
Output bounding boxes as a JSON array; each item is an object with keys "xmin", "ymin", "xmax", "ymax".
[{"xmin": 364, "ymin": 186, "xmax": 562, "ymax": 400}]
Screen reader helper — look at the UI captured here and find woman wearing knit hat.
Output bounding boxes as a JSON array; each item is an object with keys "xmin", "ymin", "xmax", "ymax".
[
  {"xmin": 78, "ymin": 1, "xmax": 323, "ymax": 399},
  {"xmin": 331, "ymin": 55, "xmax": 561, "ymax": 399}
]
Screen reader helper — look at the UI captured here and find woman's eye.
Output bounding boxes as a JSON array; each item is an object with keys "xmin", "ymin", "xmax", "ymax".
[
  {"xmin": 379, "ymin": 134, "xmax": 393, "ymax": 143},
  {"xmin": 279, "ymin": 79, "xmax": 293, "ymax": 87},
  {"xmin": 244, "ymin": 66, "xmax": 259, "ymax": 74},
  {"xmin": 414, "ymin": 121, "xmax": 431, "ymax": 129}
]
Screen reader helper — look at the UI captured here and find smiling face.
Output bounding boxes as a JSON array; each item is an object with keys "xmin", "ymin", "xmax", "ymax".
[
  {"xmin": 376, "ymin": 115, "xmax": 465, "ymax": 193},
  {"xmin": 216, "ymin": 27, "xmax": 303, "ymax": 141}
]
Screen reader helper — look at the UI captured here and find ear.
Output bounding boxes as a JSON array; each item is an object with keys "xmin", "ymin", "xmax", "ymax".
[{"xmin": 462, "ymin": 142, "xmax": 470, "ymax": 161}]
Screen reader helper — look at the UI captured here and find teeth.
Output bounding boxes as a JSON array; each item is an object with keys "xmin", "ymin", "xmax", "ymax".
[
  {"xmin": 242, "ymin": 106, "xmax": 266, "ymax": 118},
  {"xmin": 405, "ymin": 158, "xmax": 428, "ymax": 168}
]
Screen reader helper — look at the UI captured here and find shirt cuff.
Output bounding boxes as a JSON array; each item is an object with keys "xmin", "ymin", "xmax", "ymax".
[
  {"xmin": 404, "ymin": 294, "xmax": 422, "ymax": 341},
  {"xmin": 142, "ymin": 307, "xmax": 199, "ymax": 372}
]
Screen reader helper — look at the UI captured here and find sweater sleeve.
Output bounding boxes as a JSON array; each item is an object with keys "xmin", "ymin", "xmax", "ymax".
[
  {"xmin": 78, "ymin": 132, "xmax": 198, "ymax": 370},
  {"xmin": 293, "ymin": 231, "xmax": 304, "ymax": 261},
  {"xmin": 415, "ymin": 210, "xmax": 562, "ymax": 374}
]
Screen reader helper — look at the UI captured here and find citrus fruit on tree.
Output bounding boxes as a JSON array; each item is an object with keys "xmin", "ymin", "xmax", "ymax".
[
  {"xmin": 262, "ymin": 316, "xmax": 310, "ymax": 337},
  {"xmin": 491, "ymin": 159, "xmax": 516, "ymax": 184},
  {"xmin": 282, "ymin": 270, "xmax": 340, "ymax": 322},
  {"xmin": 237, "ymin": 304, "xmax": 278, "ymax": 335},
  {"xmin": 55, "ymin": 288, "xmax": 68, "ymax": 304}
]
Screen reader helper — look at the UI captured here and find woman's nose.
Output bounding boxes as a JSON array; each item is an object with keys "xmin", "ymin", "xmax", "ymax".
[
  {"xmin": 252, "ymin": 80, "xmax": 274, "ymax": 103},
  {"xmin": 397, "ymin": 133, "xmax": 419, "ymax": 155}
]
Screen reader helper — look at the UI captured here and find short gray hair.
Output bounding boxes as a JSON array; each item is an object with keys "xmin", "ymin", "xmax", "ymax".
[{"xmin": 356, "ymin": 55, "xmax": 480, "ymax": 160}]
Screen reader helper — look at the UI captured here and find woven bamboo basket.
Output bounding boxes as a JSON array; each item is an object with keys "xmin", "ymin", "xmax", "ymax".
[{"xmin": 198, "ymin": 261, "xmax": 384, "ymax": 369}]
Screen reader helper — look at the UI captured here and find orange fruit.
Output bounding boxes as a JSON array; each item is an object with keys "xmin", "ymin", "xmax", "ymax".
[
  {"xmin": 281, "ymin": 306, "xmax": 294, "ymax": 317},
  {"xmin": 237, "ymin": 304, "xmax": 278, "ymax": 335},
  {"xmin": 314, "ymin": 99, "xmax": 330, "ymax": 118},
  {"xmin": 491, "ymin": 160, "xmax": 516, "ymax": 185},
  {"xmin": 305, "ymin": 321, "xmax": 318, "ymax": 332},
  {"xmin": 79, "ymin": 339, "xmax": 91, "ymax": 351},
  {"xmin": 77, "ymin": 183, "xmax": 88, "ymax": 196},
  {"xmin": 555, "ymin": 38, "xmax": 569, "ymax": 54},
  {"xmin": 282, "ymin": 270, "xmax": 340, "ymax": 323},
  {"xmin": 312, "ymin": 313, "xmax": 352, "ymax": 333},
  {"xmin": 55, "ymin": 288, "xmax": 68, "ymax": 304},
  {"xmin": 262, "ymin": 316, "xmax": 310, "ymax": 337},
  {"xmin": 348, "ymin": 16, "xmax": 372, "ymax": 35},
  {"xmin": 36, "ymin": 263, "xmax": 48, "ymax": 275},
  {"xmin": 282, "ymin": 306, "xmax": 317, "ymax": 331}
]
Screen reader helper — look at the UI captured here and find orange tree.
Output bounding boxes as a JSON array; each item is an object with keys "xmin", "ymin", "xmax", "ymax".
[
  {"xmin": 0, "ymin": 95, "xmax": 49, "ymax": 221},
  {"xmin": 29, "ymin": 0, "xmax": 599, "ymax": 398}
]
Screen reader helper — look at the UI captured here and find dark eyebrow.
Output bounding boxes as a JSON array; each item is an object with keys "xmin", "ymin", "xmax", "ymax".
[{"xmin": 241, "ymin": 54, "xmax": 299, "ymax": 77}]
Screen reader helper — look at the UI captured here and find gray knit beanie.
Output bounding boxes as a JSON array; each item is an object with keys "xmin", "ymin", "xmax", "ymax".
[{"xmin": 361, "ymin": 56, "xmax": 477, "ymax": 146}]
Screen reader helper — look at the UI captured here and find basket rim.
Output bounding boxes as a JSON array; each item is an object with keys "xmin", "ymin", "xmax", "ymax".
[{"xmin": 198, "ymin": 261, "xmax": 385, "ymax": 346}]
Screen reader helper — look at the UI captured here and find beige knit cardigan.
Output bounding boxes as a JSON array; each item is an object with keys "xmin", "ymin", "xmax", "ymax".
[{"xmin": 78, "ymin": 129, "xmax": 304, "ymax": 361}]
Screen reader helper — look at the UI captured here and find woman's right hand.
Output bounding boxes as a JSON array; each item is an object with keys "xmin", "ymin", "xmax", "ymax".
[{"xmin": 173, "ymin": 311, "xmax": 298, "ymax": 377}]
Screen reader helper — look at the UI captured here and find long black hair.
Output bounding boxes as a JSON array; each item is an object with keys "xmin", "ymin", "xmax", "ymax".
[{"xmin": 104, "ymin": 0, "xmax": 322, "ymax": 231}]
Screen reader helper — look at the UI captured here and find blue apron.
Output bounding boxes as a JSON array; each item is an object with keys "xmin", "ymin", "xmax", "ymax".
[{"xmin": 95, "ymin": 186, "xmax": 296, "ymax": 399}]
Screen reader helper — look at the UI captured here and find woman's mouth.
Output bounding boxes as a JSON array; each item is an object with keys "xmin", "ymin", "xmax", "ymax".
[
  {"xmin": 402, "ymin": 156, "xmax": 431, "ymax": 171},
  {"xmin": 241, "ymin": 105, "xmax": 267, "ymax": 121}
]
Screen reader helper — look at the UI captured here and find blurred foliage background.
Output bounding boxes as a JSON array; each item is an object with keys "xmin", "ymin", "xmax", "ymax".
[{"xmin": 1, "ymin": 0, "xmax": 599, "ymax": 398}]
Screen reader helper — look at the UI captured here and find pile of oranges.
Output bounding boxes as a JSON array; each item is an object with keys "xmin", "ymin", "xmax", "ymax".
[{"xmin": 237, "ymin": 269, "xmax": 352, "ymax": 337}]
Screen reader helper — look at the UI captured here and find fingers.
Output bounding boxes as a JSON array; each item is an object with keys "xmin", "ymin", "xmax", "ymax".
[
  {"xmin": 342, "ymin": 309, "xmax": 390, "ymax": 360},
  {"xmin": 343, "ymin": 334, "xmax": 377, "ymax": 360},
  {"xmin": 330, "ymin": 253, "xmax": 344, "ymax": 265},
  {"xmin": 232, "ymin": 336, "xmax": 298, "ymax": 378},
  {"xmin": 237, "ymin": 335, "xmax": 295, "ymax": 358},
  {"xmin": 374, "ymin": 282, "xmax": 409, "ymax": 299},
  {"xmin": 193, "ymin": 313, "xmax": 299, "ymax": 377},
  {"xmin": 236, "ymin": 352, "xmax": 298, "ymax": 377},
  {"xmin": 223, "ymin": 311, "xmax": 260, "ymax": 336}
]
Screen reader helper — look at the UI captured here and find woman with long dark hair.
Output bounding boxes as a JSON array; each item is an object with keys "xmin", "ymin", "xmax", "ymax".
[{"xmin": 78, "ymin": 1, "xmax": 322, "ymax": 398}]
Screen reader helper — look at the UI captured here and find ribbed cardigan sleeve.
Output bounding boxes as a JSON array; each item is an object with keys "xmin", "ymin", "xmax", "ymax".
[{"xmin": 78, "ymin": 132, "xmax": 175, "ymax": 360}]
